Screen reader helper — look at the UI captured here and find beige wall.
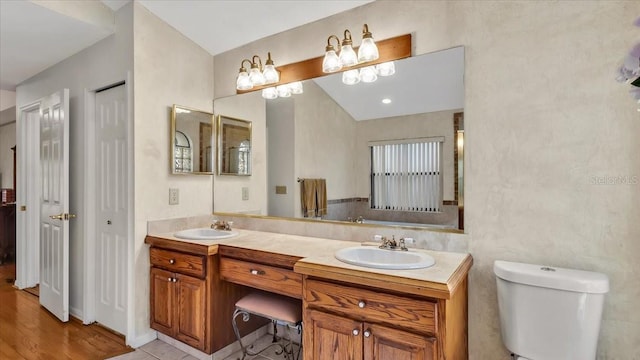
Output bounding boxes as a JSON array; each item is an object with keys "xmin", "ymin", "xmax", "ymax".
[
  {"xmin": 132, "ymin": 2, "xmax": 214, "ymax": 340},
  {"xmin": 213, "ymin": 1, "xmax": 640, "ymax": 358},
  {"xmin": 0, "ymin": 122, "xmax": 16, "ymax": 189}
]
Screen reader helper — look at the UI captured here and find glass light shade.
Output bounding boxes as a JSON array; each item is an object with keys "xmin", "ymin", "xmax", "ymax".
[
  {"xmin": 263, "ymin": 64, "xmax": 279, "ymax": 84},
  {"xmin": 339, "ymin": 44, "xmax": 358, "ymax": 67},
  {"xmin": 276, "ymin": 85, "xmax": 291, "ymax": 98},
  {"xmin": 249, "ymin": 67, "xmax": 266, "ymax": 86},
  {"xmin": 358, "ymin": 37, "xmax": 379, "ymax": 62},
  {"xmin": 236, "ymin": 71, "xmax": 253, "ymax": 90},
  {"xmin": 376, "ymin": 61, "xmax": 396, "ymax": 76},
  {"xmin": 359, "ymin": 66, "xmax": 378, "ymax": 83},
  {"xmin": 323, "ymin": 50, "xmax": 342, "ymax": 73},
  {"xmin": 289, "ymin": 81, "xmax": 304, "ymax": 94},
  {"xmin": 342, "ymin": 69, "xmax": 360, "ymax": 85},
  {"xmin": 261, "ymin": 87, "xmax": 278, "ymax": 99}
]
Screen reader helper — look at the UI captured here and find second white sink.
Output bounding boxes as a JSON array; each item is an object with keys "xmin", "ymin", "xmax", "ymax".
[
  {"xmin": 174, "ymin": 228, "xmax": 238, "ymax": 240},
  {"xmin": 335, "ymin": 246, "xmax": 435, "ymax": 270}
]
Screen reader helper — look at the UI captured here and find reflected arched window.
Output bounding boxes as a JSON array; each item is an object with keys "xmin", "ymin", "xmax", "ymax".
[{"xmin": 174, "ymin": 130, "xmax": 192, "ymax": 172}]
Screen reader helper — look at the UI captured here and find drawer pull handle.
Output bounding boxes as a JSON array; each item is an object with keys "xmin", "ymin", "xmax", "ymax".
[
  {"xmin": 352, "ymin": 329, "xmax": 360, "ymax": 336},
  {"xmin": 169, "ymin": 259, "xmax": 175, "ymax": 264},
  {"xmin": 364, "ymin": 330, "xmax": 371, "ymax": 338},
  {"xmin": 250, "ymin": 269, "xmax": 265, "ymax": 275},
  {"xmin": 358, "ymin": 301, "xmax": 366, "ymax": 308}
]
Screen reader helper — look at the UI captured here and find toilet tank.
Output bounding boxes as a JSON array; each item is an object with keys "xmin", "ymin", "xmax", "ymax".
[{"xmin": 494, "ymin": 260, "xmax": 609, "ymax": 360}]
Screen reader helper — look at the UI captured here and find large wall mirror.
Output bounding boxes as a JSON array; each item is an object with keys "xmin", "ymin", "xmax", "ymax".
[
  {"xmin": 213, "ymin": 46, "xmax": 465, "ymax": 232},
  {"xmin": 171, "ymin": 105, "xmax": 214, "ymax": 175}
]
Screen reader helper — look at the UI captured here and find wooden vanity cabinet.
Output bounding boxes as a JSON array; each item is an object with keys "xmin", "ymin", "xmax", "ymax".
[
  {"xmin": 303, "ymin": 276, "xmax": 468, "ymax": 360},
  {"xmin": 149, "ymin": 248, "xmax": 208, "ymax": 351},
  {"xmin": 146, "ymin": 238, "xmax": 266, "ymax": 355}
]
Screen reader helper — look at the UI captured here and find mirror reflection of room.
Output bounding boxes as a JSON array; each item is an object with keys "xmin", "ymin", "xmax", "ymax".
[
  {"xmin": 171, "ymin": 105, "xmax": 214, "ymax": 174},
  {"xmin": 214, "ymin": 46, "xmax": 464, "ymax": 230},
  {"xmin": 217, "ymin": 116, "xmax": 251, "ymax": 175}
]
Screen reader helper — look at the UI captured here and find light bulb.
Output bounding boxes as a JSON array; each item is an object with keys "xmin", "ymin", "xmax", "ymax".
[
  {"xmin": 276, "ymin": 85, "xmax": 291, "ymax": 98},
  {"xmin": 376, "ymin": 61, "xmax": 395, "ymax": 76},
  {"xmin": 359, "ymin": 66, "xmax": 378, "ymax": 83},
  {"xmin": 323, "ymin": 49, "xmax": 342, "ymax": 73},
  {"xmin": 263, "ymin": 64, "xmax": 279, "ymax": 84},
  {"xmin": 342, "ymin": 69, "xmax": 360, "ymax": 85},
  {"xmin": 289, "ymin": 81, "xmax": 304, "ymax": 94},
  {"xmin": 358, "ymin": 37, "xmax": 379, "ymax": 63},
  {"xmin": 249, "ymin": 67, "xmax": 266, "ymax": 86},
  {"xmin": 262, "ymin": 87, "xmax": 278, "ymax": 99},
  {"xmin": 236, "ymin": 71, "xmax": 252, "ymax": 90},
  {"xmin": 339, "ymin": 44, "xmax": 358, "ymax": 67}
]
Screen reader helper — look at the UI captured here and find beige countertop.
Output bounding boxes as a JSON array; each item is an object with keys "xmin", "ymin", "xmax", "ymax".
[{"xmin": 146, "ymin": 228, "xmax": 472, "ymax": 298}]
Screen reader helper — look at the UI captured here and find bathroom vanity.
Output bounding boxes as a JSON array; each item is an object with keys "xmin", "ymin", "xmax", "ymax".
[{"xmin": 145, "ymin": 229, "xmax": 472, "ymax": 359}]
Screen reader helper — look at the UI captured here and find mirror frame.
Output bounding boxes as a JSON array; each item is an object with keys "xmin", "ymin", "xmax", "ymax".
[
  {"xmin": 170, "ymin": 104, "xmax": 215, "ymax": 175},
  {"xmin": 217, "ymin": 115, "xmax": 252, "ymax": 176}
]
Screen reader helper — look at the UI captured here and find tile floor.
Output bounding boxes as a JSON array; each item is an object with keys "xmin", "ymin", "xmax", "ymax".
[{"xmin": 106, "ymin": 335, "xmax": 299, "ymax": 360}]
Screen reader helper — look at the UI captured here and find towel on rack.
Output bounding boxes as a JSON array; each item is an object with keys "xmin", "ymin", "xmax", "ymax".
[{"xmin": 300, "ymin": 178, "xmax": 327, "ymax": 218}]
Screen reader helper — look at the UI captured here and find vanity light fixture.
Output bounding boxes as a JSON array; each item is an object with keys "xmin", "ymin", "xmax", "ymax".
[
  {"xmin": 236, "ymin": 53, "xmax": 280, "ymax": 91},
  {"xmin": 323, "ymin": 24, "xmax": 380, "ymax": 73}
]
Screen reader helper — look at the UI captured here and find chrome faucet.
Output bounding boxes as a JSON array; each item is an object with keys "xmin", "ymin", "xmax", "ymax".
[
  {"xmin": 379, "ymin": 236, "xmax": 409, "ymax": 251},
  {"xmin": 211, "ymin": 220, "xmax": 231, "ymax": 231}
]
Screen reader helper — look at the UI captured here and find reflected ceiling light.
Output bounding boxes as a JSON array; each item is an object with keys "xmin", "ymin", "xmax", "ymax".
[
  {"xmin": 323, "ymin": 24, "xmax": 379, "ymax": 73},
  {"xmin": 381, "ymin": 98, "xmax": 392, "ymax": 104},
  {"xmin": 261, "ymin": 82, "xmax": 304, "ymax": 99},
  {"xmin": 376, "ymin": 61, "xmax": 395, "ymax": 76},
  {"xmin": 359, "ymin": 66, "xmax": 378, "ymax": 83},
  {"xmin": 236, "ymin": 53, "xmax": 280, "ymax": 91},
  {"xmin": 357, "ymin": 24, "xmax": 379, "ymax": 63},
  {"xmin": 342, "ymin": 69, "xmax": 360, "ymax": 85}
]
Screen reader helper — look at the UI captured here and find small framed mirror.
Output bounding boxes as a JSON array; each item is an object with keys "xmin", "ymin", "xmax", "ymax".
[
  {"xmin": 217, "ymin": 115, "xmax": 251, "ymax": 176},
  {"xmin": 171, "ymin": 105, "xmax": 214, "ymax": 175}
]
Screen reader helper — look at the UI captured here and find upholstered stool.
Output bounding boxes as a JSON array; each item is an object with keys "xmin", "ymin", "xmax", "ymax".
[{"xmin": 232, "ymin": 291, "xmax": 302, "ymax": 360}]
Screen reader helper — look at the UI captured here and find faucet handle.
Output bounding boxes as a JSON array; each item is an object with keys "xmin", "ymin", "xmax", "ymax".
[{"xmin": 399, "ymin": 238, "xmax": 408, "ymax": 251}]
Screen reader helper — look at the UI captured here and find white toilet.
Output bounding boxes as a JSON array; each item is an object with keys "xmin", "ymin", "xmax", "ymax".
[{"xmin": 494, "ymin": 260, "xmax": 609, "ymax": 360}]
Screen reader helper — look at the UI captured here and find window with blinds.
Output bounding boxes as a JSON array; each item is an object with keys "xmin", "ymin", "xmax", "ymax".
[{"xmin": 370, "ymin": 138, "xmax": 443, "ymax": 212}]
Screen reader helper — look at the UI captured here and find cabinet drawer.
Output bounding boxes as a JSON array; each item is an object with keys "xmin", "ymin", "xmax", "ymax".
[
  {"xmin": 220, "ymin": 257, "xmax": 302, "ymax": 299},
  {"xmin": 305, "ymin": 279, "xmax": 437, "ymax": 335},
  {"xmin": 150, "ymin": 247, "xmax": 205, "ymax": 278}
]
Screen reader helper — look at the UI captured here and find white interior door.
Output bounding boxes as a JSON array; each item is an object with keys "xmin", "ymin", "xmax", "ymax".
[
  {"xmin": 94, "ymin": 84, "xmax": 127, "ymax": 334},
  {"xmin": 39, "ymin": 89, "xmax": 70, "ymax": 322}
]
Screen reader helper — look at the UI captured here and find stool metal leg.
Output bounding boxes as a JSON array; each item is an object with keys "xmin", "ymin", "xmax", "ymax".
[{"xmin": 232, "ymin": 308, "xmax": 285, "ymax": 360}]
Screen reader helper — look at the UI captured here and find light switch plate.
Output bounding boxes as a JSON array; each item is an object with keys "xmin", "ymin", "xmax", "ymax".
[
  {"xmin": 242, "ymin": 187, "xmax": 249, "ymax": 201},
  {"xmin": 169, "ymin": 188, "xmax": 179, "ymax": 205}
]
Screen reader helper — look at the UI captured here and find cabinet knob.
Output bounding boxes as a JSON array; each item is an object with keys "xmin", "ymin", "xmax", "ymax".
[
  {"xmin": 169, "ymin": 259, "xmax": 175, "ymax": 264},
  {"xmin": 364, "ymin": 330, "xmax": 371, "ymax": 338},
  {"xmin": 172, "ymin": 278, "xmax": 177, "ymax": 282},
  {"xmin": 167, "ymin": 277, "xmax": 172, "ymax": 281},
  {"xmin": 358, "ymin": 301, "xmax": 366, "ymax": 308},
  {"xmin": 352, "ymin": 329, "xmax": 360, "ymax": 336}
]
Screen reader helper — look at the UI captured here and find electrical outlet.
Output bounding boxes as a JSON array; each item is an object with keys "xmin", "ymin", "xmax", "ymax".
[
  {"xmin": 242, "ymin": 187, "xmax": 249, "ymax": 201},
  {"xmin": 169, "ymin": 188, "xmax": 179, "ymax": 205}
]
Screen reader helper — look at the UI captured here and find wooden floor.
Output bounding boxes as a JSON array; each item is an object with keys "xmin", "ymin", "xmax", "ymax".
[{"xmin": 0, "ymin": 263, "xmax": 133, "ymax": 360}]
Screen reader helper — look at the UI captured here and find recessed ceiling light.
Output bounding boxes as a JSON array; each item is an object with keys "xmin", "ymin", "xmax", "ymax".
[{"xmin": 381, "ymin": 98, "xmax": 392, "ymax": 104}]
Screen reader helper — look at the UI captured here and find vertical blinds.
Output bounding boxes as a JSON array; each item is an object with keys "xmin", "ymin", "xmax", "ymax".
[{"xmin": 370, "ymin": 139, "xmax": 443, "ymax": 212}]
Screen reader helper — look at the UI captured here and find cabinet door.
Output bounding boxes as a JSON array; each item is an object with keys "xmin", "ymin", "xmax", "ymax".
[
  {"xmin": 304, "ymin": 309, "xmax": 363, "ymax": 360},
  {"xmin": 150, "ymin": 268, "xmax": 175, "ymax": 335},
  {"xmin": 363, "ymin": 323, "xmax": 437, "ymax": 360},
  {"xmin": 175, "ymin": 273, "xmax": 206, "ymax": 350}
]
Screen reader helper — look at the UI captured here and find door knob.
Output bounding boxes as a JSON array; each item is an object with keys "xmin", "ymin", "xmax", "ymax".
[{"xmin": 50, "ymin": 213, "xmax": 64, "ymax": 220}]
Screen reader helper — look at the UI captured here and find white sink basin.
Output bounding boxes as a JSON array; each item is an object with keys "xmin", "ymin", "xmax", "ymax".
[
  {"xmin": 174, "ymin": 228, "xmax": 238, "ymax": 240},
  {"xmin": 335, "ymin": 246, "xmax": 435, "ymax": 270}
]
